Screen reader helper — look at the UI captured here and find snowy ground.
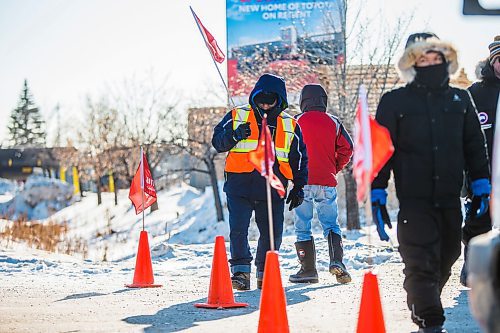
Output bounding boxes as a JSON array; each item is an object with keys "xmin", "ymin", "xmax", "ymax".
[{"xmin": 0, "ymin": 182, "xmax": 482, "ymax": 333}]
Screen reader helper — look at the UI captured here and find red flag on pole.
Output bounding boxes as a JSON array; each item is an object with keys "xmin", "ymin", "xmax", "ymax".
[
  {"xmin": 190, "ymin": 7, "xmax": 225, "ymax": 64},
  {"xmin": 129, "ymin": 150, "xmax": 157, "ymax": 214},
  {"xmin": 353, "ymin": 85, "xmax": 394, "ymax": 202},
  {"xmin": 248, "ymin": 116, "xmax": 286, "ymax": 198}
]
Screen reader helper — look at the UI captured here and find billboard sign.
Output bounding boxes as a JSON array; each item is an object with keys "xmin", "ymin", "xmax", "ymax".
[{"xmin": 226, "ymin": 0, "xmax": 343, "ymax": 103}]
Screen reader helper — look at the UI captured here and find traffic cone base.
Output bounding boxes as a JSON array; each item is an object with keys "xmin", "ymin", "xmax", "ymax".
[
  {"xmin": 194, "ymin": 301, "xmax": 248, "ymax": 309},
  {"xmin": 194, "ymin": 236, "xmax": 248, "ymax": 309},
  {"xmin": 125, "ymin": 283, "xmax": 162, "ymax": 288},
  {"xmin": 356, "ymin": 270, "xmax": 386, "ymax": 333},
  {"xmin": 126, "ymin": 230, "xmax": 162, "ymax": 288},
  {"xmin": 258, "ymin": 251, "xmax": 289, "ymax": 333}
]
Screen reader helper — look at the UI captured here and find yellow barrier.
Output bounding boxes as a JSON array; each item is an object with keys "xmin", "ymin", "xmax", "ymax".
[{"xmin": 72, "ymin": 167, "xmax": 80, "ymax": 194}]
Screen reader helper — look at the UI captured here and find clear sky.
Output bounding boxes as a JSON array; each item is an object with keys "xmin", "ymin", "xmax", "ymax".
[{"xmin": 0, "ymin": 0, "xmax": 498, "ymax": 144}]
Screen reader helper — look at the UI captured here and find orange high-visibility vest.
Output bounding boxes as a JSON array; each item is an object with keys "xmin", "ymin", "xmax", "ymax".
[{"xmin": 225, "ymin": 105, "xmax": 296, "ymax": 180}]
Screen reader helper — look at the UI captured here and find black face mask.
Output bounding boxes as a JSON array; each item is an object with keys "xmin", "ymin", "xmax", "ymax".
[
  {"xmin": 254, "ymin": 94, "xmax": 281, "ymax": 120},
  {"xmin": 414, "ymin": 62, "xmax": 449, "ymax": 90},
  {"xmin": 256, "ymin": 104, "xmax": 281, "ymax": 126}
]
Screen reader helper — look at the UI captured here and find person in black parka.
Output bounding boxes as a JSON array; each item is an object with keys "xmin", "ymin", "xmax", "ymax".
[
  {"xmin": 370, "ymin": 33, "xmax": 490, "ymax": 333},
  {"xmin": 461, "ymin": 35, "xmax": 500, "ymax": 286}
]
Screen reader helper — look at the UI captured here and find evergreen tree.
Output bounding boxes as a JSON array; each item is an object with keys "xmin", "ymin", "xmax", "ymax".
[{"xmin": 7, "ymin": 80, "xmax": 47, "ymax": 147}]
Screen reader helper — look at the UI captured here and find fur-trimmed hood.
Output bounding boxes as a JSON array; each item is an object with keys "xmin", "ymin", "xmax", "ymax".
[{"xmin": 398, "ymin": 38, "xmax": 459, "ymax": 83}]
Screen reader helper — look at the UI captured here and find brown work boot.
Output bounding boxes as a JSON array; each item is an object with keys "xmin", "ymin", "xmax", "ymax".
[
  {"xmin": 328, "ymin": 231, "xmax": 351, "ymax": 284},
  {"xmin": 231, "ymin": 272, "xmax": 250, "ymax": 290}
]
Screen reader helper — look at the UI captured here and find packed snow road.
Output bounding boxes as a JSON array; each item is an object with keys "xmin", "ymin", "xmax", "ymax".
[{"xmin": 0, "ymin": 235, "xmax": 480, "ymax": 333}]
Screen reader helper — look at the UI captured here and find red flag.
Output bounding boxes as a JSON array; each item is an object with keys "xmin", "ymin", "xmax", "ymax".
[
  {"xmin": 129, "ymin": 150, "xmax": 157, "ymax": 215},
  {"xmin": 248, "ymin": 116, "xmax": 286, "ymax": 198},
  {"xmin": 353, "ymin": 86, "xmax": 394, "ymax": 202},
  {"xmin": 190, "ymin": 7, "xmax": 225, "ymax": 64}
]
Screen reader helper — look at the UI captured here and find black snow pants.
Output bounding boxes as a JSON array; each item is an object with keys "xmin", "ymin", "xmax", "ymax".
[
  {"xmin": 227, "ymin": 195, "xmax": 284, "ymax": 274},
  {"xmin": 397, "ymin": 200, "xmax": 462, "ymax": 328}
]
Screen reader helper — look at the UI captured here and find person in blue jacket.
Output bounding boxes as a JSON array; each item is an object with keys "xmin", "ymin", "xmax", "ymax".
[{"xmin": 212, "ymin": 73, "xmax": 308, "ymax": 290}]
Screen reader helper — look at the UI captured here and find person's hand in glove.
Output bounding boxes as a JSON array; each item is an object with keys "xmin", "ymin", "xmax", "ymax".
[
  {"xmin": 371, "ymin": 189, "xmax": 392, "ymax": 241},
  {"xmin": 469, "ymin": 178, "xmax": 491, "ymax": 218},
  {"xmin": 233, "ymin": 122, "xmax": 251, "ymax": 141},
  {"xmin": 286, "ymin": 186, "xmax": 304, "ymax": 211}
]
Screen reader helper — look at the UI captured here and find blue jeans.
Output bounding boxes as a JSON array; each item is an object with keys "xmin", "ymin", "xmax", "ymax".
[
  {"xmin": 294, "ymin": 185, "xmax": 341, "ymax": 242},
  {"xmin": 227, "ymin": 195, "xmax": 284, "ymax": 274}
]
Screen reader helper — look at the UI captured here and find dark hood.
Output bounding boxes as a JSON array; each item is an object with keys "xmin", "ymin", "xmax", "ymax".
[
  {"xmin": 476, "ymin": 59, "xmax": 500, "ymax": 86},
  {"xmin": 249, "ymin": 73, "xmax": 288, "ymax": 112},
  {"xmin": 299, "ymin": 84, "xmax": 328, "ymax": 112}
]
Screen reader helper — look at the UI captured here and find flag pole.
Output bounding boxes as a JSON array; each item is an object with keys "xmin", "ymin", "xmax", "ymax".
[
  {"xmin": 189, "ymin": 6, "xmax": 235, "ymax": 108},
  {"xmin": 266, "ymin": 170, "xmax": 275, "ymax": 251},
  {"xmin": 140, "ymin": 146, "xmax": 145, "ymax": 231},
  {"xmin": 263, "ymin": 114, "xmax": 275, "ymax": 251},
  {"xmin": 359, "ymin": 85, "xmax": 373, "ymax": 265},
  {"xmin": 365, "ymin": 179, "xmax": 373, "ymax": 267}
]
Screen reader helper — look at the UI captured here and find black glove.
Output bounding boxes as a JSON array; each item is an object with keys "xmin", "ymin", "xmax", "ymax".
[
  {"xmin": 233, "ymin": 122, "xmax": 251, "ymax": 141},
  {"xmin": 286, "ymin": 187, "xmax": 304, "ymax": 211},
  {"xmin": 465, "ymin": 194, "xmax": 490, "ymax": 220}
]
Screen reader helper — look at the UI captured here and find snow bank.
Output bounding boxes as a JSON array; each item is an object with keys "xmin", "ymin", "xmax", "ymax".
[
  {"xmin": 0, "ymin": 178, "xmax": 18, "ymax": 203},
  {"xmin": 0, "ymin": 176, "xmax": 74, "ymax": 220},
  {"xmin": 0, "ymin": 177, "xmax": 403, "ymax": 267}
]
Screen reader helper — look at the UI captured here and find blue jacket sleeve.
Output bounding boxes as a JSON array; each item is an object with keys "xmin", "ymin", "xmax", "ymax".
[
  {"xmin": 212, "ymin": 111, "xmax": 238, "ymax": 153},
  {"xmin": 289, "ymin": 123, "xmax": 308, "ymax": 189}
]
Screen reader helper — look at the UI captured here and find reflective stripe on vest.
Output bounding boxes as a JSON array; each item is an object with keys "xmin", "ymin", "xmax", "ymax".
[
  {"xmin": 231, "ymin": 107, "xmax": 258, "ymax": 152},
  {"xmin": 276, "ymin": 116, "xmax": 294, "ymax": 162},
  {"xmin": 225, "ymin": 105, "xmax": 296, "ymax": 179}
]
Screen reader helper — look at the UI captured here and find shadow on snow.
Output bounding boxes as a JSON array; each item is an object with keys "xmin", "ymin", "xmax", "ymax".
[{"xmin": 122, "ymin": 283, "xmax": 338, "ymax": 332}]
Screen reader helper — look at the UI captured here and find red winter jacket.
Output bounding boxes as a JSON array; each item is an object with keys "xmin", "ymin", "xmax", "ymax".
[{"xmin": 296, "ymin": 84, "xmax": 353, "ymax": 187}]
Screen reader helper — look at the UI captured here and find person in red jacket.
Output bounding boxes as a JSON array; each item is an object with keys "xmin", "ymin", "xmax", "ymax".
[{"xmin": 289, "ymin": 83, "xmax": 353, "ymax": 284}]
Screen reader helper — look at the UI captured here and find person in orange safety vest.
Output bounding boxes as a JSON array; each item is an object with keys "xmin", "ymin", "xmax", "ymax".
[{"xmin": 212, "ymin": 73, "xmax": 308, "ymax": 290}]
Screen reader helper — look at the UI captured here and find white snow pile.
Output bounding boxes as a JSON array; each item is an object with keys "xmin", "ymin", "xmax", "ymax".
[
  {"xmin": 0, "ymin": 176, "xmax": 74, "ymax": 220},
  {"xmin": 0, "ymin": 178, "xmax": 18, "ymax": 203},
  {"xmin": 41, "ymin": 183, "xmax": 232, "ymax": 262},
  {"xmin": 0, "ymin": 177, "xmax": 401, "ymax": 272}
]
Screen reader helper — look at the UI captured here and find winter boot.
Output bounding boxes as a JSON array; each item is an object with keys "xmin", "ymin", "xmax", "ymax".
[
  {"xmin": 257, "ymin": 271, "xmax": 263, "ymax": 289},
  {"xmin": 328, "ymin": 231, "xmax": 352, "ymax": 284},
  {"xmin": 460, "ymin": 245, "xmax": 468, "ymax": 287},
  {"xmin": 289, "ymin": 238, "xmax": 319, "ymax": 283},
  {"xmin": 231, "ymin": 272, "xmax": 250, "ymax": 291}
]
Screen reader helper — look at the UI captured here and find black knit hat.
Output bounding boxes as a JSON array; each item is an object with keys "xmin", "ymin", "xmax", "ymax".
[
  {"xmin": 404, "ymin": 32, "xmax": 439, "ymax": 49},
  {"xmin": 489, "ymin": 35, "xmax": 500, "ymax": 65}
]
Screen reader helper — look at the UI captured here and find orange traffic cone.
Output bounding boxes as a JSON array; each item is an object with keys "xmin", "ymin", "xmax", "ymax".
[
  {"xmin": 195, "ymin": 236, "xmax": 248, "ymax": 309},
  {"xmin": 257, "ymin": 251, "xmax": 289, "ymax": 333},
  {"xmin": 126, "ymin": 230, "xmax": 162, "ymax": 288},
  {"xmin": 356, "ymin": 270, "xmax": 386, "ymax": 333}
]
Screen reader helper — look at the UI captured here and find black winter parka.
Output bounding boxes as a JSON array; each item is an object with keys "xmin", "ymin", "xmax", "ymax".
[
  {"xmin": 468, "ymin": 61, "xmax": 500, "ymax": 166},
  {"xmin": 372, "ymin": 83, "xmax": 490, "ymax": 208}
]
